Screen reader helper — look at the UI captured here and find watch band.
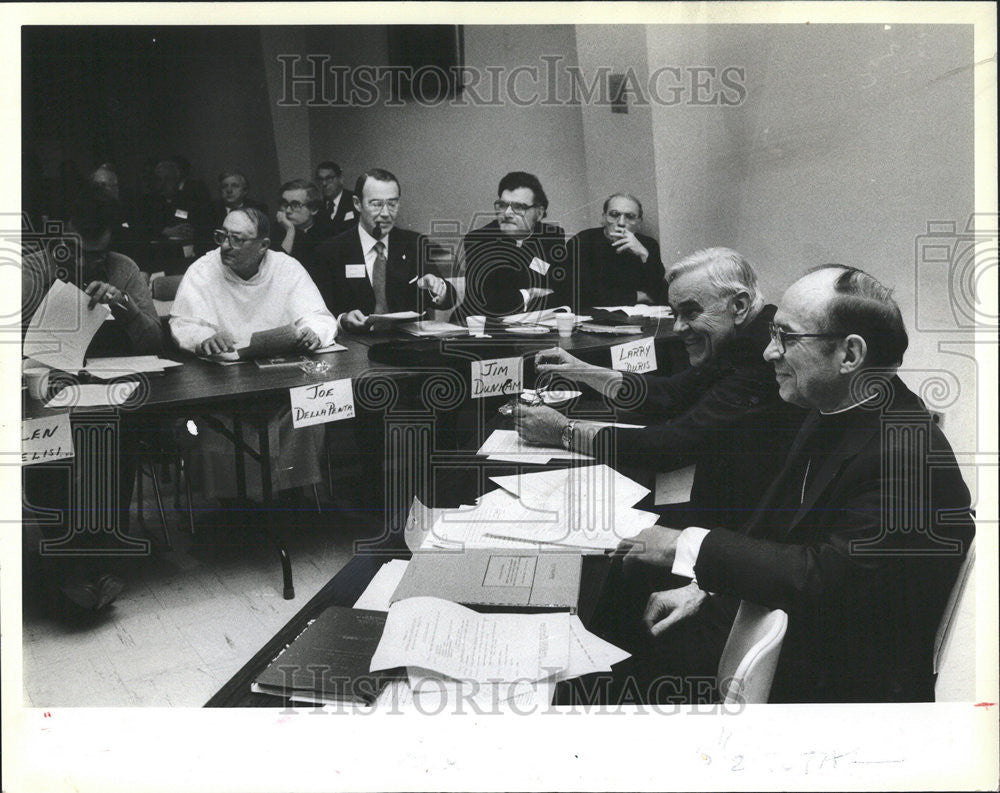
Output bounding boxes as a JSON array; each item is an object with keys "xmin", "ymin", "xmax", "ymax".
[{"xmin": 561, "ymin": 420, "xmax": 577, "ymax": 452}]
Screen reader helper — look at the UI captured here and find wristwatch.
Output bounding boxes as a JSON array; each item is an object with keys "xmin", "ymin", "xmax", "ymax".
[{"xmin": 561, "ymin": 420, "xmax": 577, "ymax": 452}]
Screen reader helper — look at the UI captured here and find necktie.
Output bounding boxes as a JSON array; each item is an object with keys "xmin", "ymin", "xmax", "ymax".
[{"xmin": 372, "ymin": 241, "xmax": 388, "ymax": 314}]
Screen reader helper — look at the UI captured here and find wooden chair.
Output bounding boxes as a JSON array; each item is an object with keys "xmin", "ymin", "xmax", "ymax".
[{"xmin": 717, "ymin": 601, "xmax": 789, "ymax": 704}]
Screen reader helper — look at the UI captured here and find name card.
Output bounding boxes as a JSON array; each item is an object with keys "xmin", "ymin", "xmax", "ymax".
[
  {"xmin": 611, "ymin": 337, "xmax": 657, "ymax": 374},
  {"xmin": 289, "ymin": 378, "xmax": 355, "ymax": 428},
  {"xmin": 22, "ymin": 414, "xmax": 74, "ymax": 466},
  {"xmin": 471, "ymin": 356, "xmax": 523, "ymax": 399}
]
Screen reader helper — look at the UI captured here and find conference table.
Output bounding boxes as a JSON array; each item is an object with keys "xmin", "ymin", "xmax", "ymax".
[{"xmin": 23, "ymin": 318, "xmax": 685, "ymax": 600}]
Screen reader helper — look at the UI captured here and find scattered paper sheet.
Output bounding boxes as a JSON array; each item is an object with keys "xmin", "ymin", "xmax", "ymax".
[
  {"xmin": 489, "ymin": 464, "xmax": 650, "ymax": 515},
  {"xmin": 23, "ymin": 280, "xmax": 112, "ymax": 372},
  {"xmin": 353, "ymin": 560, "xmax": 410, "ymax": 612},
  {"xmin": 45, "ymin": 382, "xmax": 138, "ymax": 409},
  {"xmin": 594, "ymin": 304, "xmax": 674, "ymax": 318},
  {"xmin": 403, "ymin": 496, "xmax": 464, "ymax": 553},
  {"xmin": 478, "ymin": 429, "xmax": 593, "ymax": 463},
  {"xmin": 370, "ymin": 311, "xmax": 423, "ymax": 321},
  {"xmin": 83, "ymin": 355, "xmax": 183, "ymax": 379},
  {"xmin": 369, "ymin": 597, "xmax": 570, "ymax": 683},
  {"xmin": 655, "ymin": 464, "xmax": 697, "ymax": 506},
  {"xmin": 501, "ymin": 305, "xmax": 572, "ymax": 325},
  {"xmin": 315, "ymin": 343, "xmax": 348, "ymax": 353}
]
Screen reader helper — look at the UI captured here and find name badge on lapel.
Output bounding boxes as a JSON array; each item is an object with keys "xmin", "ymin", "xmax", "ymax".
[
  {"xmin": 344, "ymin": 211, "xmax": 355, "ymax": 220},
  {"xmin": 529, "ymin": 257, "xmax": 551, "ymax": 276},
  {"xmin": 345, "ymin": 264, "xmax": 366, "ymax": 279},
  {"xmin": 174, "ymin": 208, "xmax": 189, "ymax": 220}
]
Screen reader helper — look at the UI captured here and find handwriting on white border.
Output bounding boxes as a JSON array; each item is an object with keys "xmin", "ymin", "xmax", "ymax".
[{"xmin": 289, "ymin": 378, "xmax": 355, "ymax": 428}]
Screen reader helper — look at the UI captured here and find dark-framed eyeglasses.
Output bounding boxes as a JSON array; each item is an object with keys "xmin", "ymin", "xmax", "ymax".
[
  {"xmin": 213, "ymin": 229, "xmax": 259, "ymax": 249},
  {"xmin": 768, "ymin": 322, "xmax": 846, "ymax": 355},
  {"xmin": 606, "ymin": 210, "xmax": 640, "ymax": 222},
  {"xmin": 494, "ymin": 200, "xmax": 539, "ymax": 216},
  {"xmin": 279, "ymin": 200, "xmax": 309, "ymax": 212}
]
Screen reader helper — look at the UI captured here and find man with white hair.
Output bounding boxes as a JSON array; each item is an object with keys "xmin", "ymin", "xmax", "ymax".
[{"xmin": 516, "ymin": 247, "xmax": 804, "ymax": 530}]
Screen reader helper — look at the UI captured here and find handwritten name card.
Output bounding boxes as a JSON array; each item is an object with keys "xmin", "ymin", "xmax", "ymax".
[
  {"xmin": 22, "ymin": 414, "xmax": 74, "ymax": 466},
  {"xmin": 471, "ymin": 357, "xmax": 523, "ymax": 399},
  {"xmin": 289, "ymin": 378, "xmax": 355, "ymax": 428},
  {"xmin": 611, "ymin": 337, "xmax": 657, "ymax": 374}
]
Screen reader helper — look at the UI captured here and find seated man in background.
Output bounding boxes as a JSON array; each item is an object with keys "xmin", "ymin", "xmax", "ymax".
[
  {"xmin": 170, "ymin": 208, "xmax": 337, "ymax": 500},
  {"xmin": 515, "ymin": 248, "xmax": 804, "ymax": 531},
  {"xmin": 313, "ymin": 167, "xmax": 455, "ymax": 331},
  {"xmin": 136, "ymin": 157, "xmax": 213, "ymax": 273},
  {"xmin": 88, "ymin": 164, "xmax": 142, "ymax": 264},
  {"xmin": 570, "ymin": 193, "xmax": 669, "ymax": 309},
  {"xmin": 272, "ymin": 179, "xmax": 332, "ymax": 270},
  {"xmin": 315, "ymin": 160, "xmax": 356, "ymax": 236},
  {"xmin": 457, "ymin": 171, "xmax": 571, "ymax": 318},
  {"xmin": 213, "ymin": 169, "xmax": 268, "ymax": 228},
  {"xmin": 617, "ymin": 265, "xmax": 975, "ymax": 703},
  {"xmin": 22, "ymin": 196, "xmax": 163, "ymax": 613}
]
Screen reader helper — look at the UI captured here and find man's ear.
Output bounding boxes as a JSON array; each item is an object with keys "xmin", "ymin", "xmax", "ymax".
[
  {"xmin": 353, "ymin": 195, "xmax": 362, "ymax": 214},
  {"xmin": 729, "ymin": 290, "xmax": 752, "ymax": 325},
  {"xmin": 840, "ymin": 333, "xmax": 868, "ymax": 373},
  {"xmin": 259, "ymin": 236, "xmax": 271, "ymax": 253}
]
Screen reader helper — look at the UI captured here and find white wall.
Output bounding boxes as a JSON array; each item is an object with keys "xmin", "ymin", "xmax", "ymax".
[{"xmin": 300, "ymin": 25, "xmax": 589, "ymax": 244}]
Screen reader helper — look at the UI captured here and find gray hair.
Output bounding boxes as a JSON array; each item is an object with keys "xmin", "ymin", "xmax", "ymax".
[
  {"xmin": 602, "ymin": 193, "xmax": 643, "ymax": 217},
  {"xmin": 665, "ymin": 247, "xmax": 765, "ymax": 321}
]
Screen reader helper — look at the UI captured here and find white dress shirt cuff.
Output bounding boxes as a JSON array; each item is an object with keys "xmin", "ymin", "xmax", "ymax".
[
  {"xmin": 671, "ymin": 526, "xmax": 711, "ymax": 580},
  {"xmin": 518, "ymin": 288, "xmax": 531, "ymax": 309}
]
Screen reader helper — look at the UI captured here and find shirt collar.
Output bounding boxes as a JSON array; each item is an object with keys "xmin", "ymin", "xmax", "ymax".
[{"xmin": 357, "ymin": 223, "xmax": 386, "ymax": 255}]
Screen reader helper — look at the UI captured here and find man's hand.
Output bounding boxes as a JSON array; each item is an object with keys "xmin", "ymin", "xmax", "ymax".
[
  {"xmin": 635, "ymin": 290, "xmax": 653, "ymax": 305},
  {"xmin": 84, "ymin": 281, "xmax": 128, "ymax": 311},
  {"xmin": 275, "ymin": 209, "xmax": 295, "ymax": 231},
  {"xmin": 196, "ymin": 331, "xmax": 237, "ymax": 357},
  {"xmin": 162, "ymin": 222, "xmax": 194, "ymax": 241},
  {"xmin": 340, "ymin": 310, "xmax": 370, "ymax": 332},
  {"xmin": 609, "ymin": 228, "xmax": 649, "ymax": 262},
  {"xmin": 415, "ymin": 273, "xmax": 448, "ymax": 304},
  {"xmin": 643, "ymin": 582, "xmax": 708, "ymax": 637},
  {"xmin": 295, "ymin": 326, "xmax": 321, "ymax": 351},
  {"xmin": 534, "ymin": 347, "xmax": 623, "ymax": 396},
  {"xmin": 512, "ymin": 404, "xmax": 567, "ymax": 447},
  {"xmin": 619, "ymin": 525, "xmax": 683, "ymax": 579}
]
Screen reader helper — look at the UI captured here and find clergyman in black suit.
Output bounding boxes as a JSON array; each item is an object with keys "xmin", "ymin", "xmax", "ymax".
[
  {"xmin": 615, "ymin": 265, "xmax": 974, "ymax": 703},
  {"xmin": 312, "ymin": 167, "xmax": 456, "ymax": 331},
  {"xmin": 315, "ymin": 160, "xmax": 357, "ymax": 237}
]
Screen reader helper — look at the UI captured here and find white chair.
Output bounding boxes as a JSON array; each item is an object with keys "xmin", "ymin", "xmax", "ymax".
[
  {"xmin": 717, "ymin": 601, "xmax": 789, "ymax": 704},
  {"xmin": 934, "ymin": 537, "xmax": 977, "ymax": 677}
]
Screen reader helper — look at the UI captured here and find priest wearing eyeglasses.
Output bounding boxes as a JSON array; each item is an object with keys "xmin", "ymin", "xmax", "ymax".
[
  {"xmin": 456, "ymin": 171, "xmax": 570, "ymax": 319},
  {"xmin": 568, "ymin": 193, "xmax": 669, "ymax": 310}
]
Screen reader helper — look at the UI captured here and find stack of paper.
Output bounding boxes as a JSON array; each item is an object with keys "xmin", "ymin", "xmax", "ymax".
[
  {"xmin": 361, "ymin": 597, "xmax": 628, "ymax": 712},
  {"xmin": 83, "ymin": 355, "xmax": 183, "ymax": 379},
  {"xmin": 428, "ymin": 465, "xmax": 658, "ymax": 551},
  {"xmin": 594, "ymin": 304, "xmax": 674, "ymax": 319},
  {"xmin": 23, "ymin": 280, "xmax": 112, "ymax": 372}
]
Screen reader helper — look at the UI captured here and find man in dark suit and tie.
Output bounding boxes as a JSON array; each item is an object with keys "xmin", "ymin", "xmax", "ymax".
[
  {"xmin": 315, "ymin": 160, "xmax": 357, "ymax": 237},
  {"xmin": 614, "ymin": 265, "xmax": 974, "ymax": 703},
  {"xmin": 312, "ymin": 167, "xmax": 456, "ymax": 331}
]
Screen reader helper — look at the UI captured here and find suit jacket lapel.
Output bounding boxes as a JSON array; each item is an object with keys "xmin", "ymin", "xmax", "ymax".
[{"xmin": 782, "ymin": 411, "xmax": 881, "ymax": 537}]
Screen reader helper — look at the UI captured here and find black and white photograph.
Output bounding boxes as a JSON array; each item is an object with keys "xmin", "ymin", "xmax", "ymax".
[{"xmin": 3, "ymin": 3, "xmax": 997, "ymax": 791}]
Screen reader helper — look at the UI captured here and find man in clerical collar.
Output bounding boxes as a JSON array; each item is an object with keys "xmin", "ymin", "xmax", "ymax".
[
  {"xmin": 457, "ymin": 171, "xmax": 570, "ymax": 319},
  {"xmin": 272, "ymin": 179, "xmax": 330, "ymax": 270},
  {"xmin": 615, "ymin": 264, "xmax": 974, "ymax": 704}
]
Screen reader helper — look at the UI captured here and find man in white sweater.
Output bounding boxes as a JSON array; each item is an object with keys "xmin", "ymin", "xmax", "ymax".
[
  {"xmin": 170, "ymin": 207, "xmax": 338, "ymax": 501},
  {"xmin": 171, "ymin": 207, "xmax": 337, "ymax": 354}
]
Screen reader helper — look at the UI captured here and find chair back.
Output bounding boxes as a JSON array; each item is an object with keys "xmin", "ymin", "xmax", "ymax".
[
  {"xmin": 718, "ymin": 600, "xmax": 788, "ymax": 705},
  {"xmin": 934, "ymin": 537, "xmax": 976, "ymax": 675},
  {"xmin": 150, "ymin": 274, "xmax": 184, "ymax": 301}
]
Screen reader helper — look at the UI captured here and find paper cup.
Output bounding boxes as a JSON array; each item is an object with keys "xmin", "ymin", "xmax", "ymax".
[
  {"xmin": 24, "ymin": 366, "xmax": 51, "ymax": 401},
  {"xmin": 466, "ymin": 315, "xmax": 486, "ymax": 335},
  {"xmin": 555, "ymin": 314, "xmax": 575, "ymax": 338}
]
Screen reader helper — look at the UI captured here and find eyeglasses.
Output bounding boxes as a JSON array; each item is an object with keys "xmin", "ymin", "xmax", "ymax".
[
  {"xmin": 279, "ymin": 200, "xmax": 310, "ymax": 212},
  {"xmin": 365, "ymin": 199, "xmax": 400, "ymax": 212},
  {"xmin": 213, "ymin": 229, "xmax": 259, "ymax": 248},
  {"xmin": 606, "ymin": 210, "xmax": 640, "ymax": 221},
  {"xmin": 768, "ymin": 322, "xmax": 846, "ymax": 355},
  {"xmin": 494, "ymin": 200, "xmax": 539, "ymax": 216}
]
